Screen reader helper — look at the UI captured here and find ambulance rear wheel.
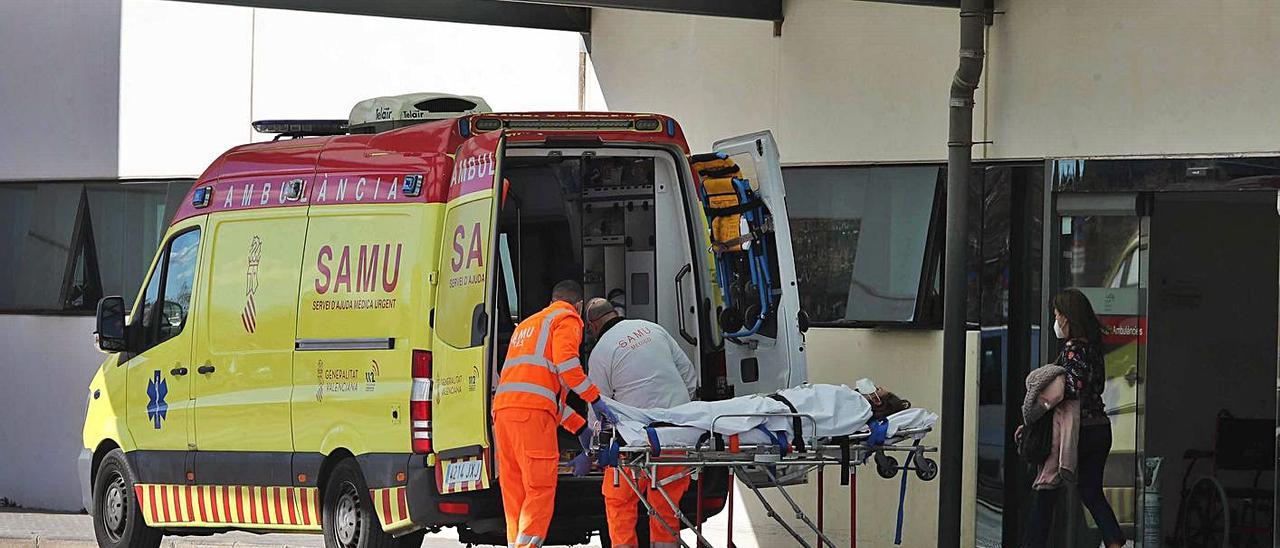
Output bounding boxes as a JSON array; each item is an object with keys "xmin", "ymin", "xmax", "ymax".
[
  {"xmin": 322, "ymin": 459, "xmax": 402, "ymax": 548},
  {"xmin": 92, "ymin": 449, "xmax": 161, "ymax": 548}
]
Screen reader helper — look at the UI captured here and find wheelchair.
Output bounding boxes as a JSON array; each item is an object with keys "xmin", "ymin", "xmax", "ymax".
[{"xmin": 1171, "ymin": 410, "xmax": 1274, "ymax": 548}]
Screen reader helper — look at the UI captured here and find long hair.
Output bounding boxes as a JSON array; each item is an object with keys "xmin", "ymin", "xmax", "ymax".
[{"xmin": 1053, "ymin": 288, "xmax": 1104, "ymax": 344}]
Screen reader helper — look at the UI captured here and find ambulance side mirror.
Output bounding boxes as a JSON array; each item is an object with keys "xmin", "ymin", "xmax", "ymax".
[{"xmin": 95, "ymin": 296, "xmax": 128, "ymax": 353}]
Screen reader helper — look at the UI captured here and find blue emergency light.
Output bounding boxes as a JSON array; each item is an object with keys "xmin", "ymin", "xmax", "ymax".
[
  {"xmin": 402, "ymin": 174, "xmax": 424, "ymax": 197},
  {"xmin": 192, "ymin": 186, "xmax": 213, "ymax": 208}
]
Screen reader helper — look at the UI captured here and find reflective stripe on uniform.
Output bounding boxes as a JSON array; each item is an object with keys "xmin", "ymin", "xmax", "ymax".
[
  {"xmin": 553, "ymin": 357, "xmax": 580, "ymax": 373},
  {"xmin": 569, "ymin": 378, "xmax": 593, "ymax": 395},
  {"xmin": 503, "ymin": 355, "xmax": 552, "ymax": 371},
  {"xmin": 532, "ymin": 309, "xmax": 566, "ymax": 357},
  {"xmin": 516, "ymin": 533, "xmax": 544, "ymax": 547},
  {"xmin": 495, "ymin": 382, "xmax": 558, "ymax": 403}
]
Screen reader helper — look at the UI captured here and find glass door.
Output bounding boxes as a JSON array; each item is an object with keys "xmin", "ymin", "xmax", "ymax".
[{"xmin": 1049, "ymin": 192, "xmax": 1149, "ymax": 546}]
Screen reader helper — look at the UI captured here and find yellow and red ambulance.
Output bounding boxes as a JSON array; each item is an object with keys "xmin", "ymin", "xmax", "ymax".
[{"xmin": 79, "ymin": 93, "xmax": 807, "ymax": 547}]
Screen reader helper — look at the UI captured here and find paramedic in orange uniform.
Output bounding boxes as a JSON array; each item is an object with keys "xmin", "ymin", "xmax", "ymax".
[
  {"xmin": 493, "ymin": 280, "xmax": 619, "ymax": 548},
  {"xmin": 584, "ymin": 298, "xmax": 696, "ymax": 548}
]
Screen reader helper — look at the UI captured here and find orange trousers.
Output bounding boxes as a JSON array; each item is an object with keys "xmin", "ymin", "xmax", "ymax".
[
  {"xmin": 602, "ymin": 465, "xmax": 691, "ymax": 548},
  {"xmin": 494, "ymin": 408, "xmax": 561, "ymax": 548}
]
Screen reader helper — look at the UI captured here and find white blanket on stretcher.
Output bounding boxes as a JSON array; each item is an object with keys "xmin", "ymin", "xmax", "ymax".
[{"xmin": 602, "ymin": 383, "xmax": 937, "ymax": 449}]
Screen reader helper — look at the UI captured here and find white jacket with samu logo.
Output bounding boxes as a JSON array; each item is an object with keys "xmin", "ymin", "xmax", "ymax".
[{"xmin": 587, "ymin": 319, "xmax": 697, "ymax": 410}]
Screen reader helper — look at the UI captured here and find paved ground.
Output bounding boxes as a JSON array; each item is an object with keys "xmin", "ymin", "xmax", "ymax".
[
  {"xmin": 0, "ymin": 507, "xmax": 770, "ymax": 548},
  {"xmin": 0, "ymin": 511, "xmax": 495, "ymax": 547}
]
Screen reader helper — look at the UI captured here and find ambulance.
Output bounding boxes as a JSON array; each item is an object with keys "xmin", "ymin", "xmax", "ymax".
[{"xmin": 79, "ymin": 93, "xmax": 807, "ymax": 548}]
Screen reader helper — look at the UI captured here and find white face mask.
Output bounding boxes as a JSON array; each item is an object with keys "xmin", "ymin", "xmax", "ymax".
[{"xmin": 1053, "ymin": 319, "xmax": 1066, "ymax": 340}]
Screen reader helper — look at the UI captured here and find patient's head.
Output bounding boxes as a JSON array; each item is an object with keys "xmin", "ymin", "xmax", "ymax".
[{"xmin": 866, "ymin": 388, "xmax": 911, "ymax": 420}]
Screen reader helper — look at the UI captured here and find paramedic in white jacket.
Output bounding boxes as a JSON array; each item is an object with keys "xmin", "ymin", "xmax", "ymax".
[{"xmin": 583, "ymin": 298, "xmax": 695, "ymax": 548}]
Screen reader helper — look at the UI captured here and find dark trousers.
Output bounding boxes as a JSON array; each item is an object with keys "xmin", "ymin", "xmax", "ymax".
[{"xmin": 1023, "ymin": 423, "xmax": 1126, "ymax": 547}]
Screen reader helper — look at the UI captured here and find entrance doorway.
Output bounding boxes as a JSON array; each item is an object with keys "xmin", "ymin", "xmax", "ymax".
[{"xmin": 1050, "ymin": 191, "xmax": 1277, "ymax": 547}]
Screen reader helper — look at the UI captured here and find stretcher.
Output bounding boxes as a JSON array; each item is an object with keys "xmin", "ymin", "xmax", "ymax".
[{"xmin": 593, "ymin": 411, "xmax": 939, "ymax": 548}]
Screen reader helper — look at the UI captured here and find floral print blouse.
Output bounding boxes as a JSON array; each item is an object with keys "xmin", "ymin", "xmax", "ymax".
[{"xmin": 1054, "ymin": 338, "xmax": 1108, "ymax": 423}]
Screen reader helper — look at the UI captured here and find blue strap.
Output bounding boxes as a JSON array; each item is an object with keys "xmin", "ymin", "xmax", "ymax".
[
  {"xmin": 597, "ymin": 439, "xmax": 620, "ymax": 468},
  {"xmin": 753, "ymin": 425, "xmax": 788, "ymax": 457},
  {"xmin": 645, "ymin": 426, "xmax": 662, "ymax": 457},
  {"xmin": 866, "ymin": 418, "xmax": 890, "ymax": 447},
  {"xmin": 894, "ymin": 440, "xmax": 921, "ymax": 545}
]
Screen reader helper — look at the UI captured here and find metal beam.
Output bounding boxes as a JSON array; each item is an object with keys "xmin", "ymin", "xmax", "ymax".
[
  {"xmin": 173, "ymin": 0, "xmax": 591, "ymax": 33},
  {"xmin": 507, "ymin": 0, "xmax": 782, "ymax": 21}
]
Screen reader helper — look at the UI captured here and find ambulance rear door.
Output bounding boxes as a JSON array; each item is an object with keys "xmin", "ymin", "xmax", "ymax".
[
  {"xmin": 711, "ymin": 130, "xmax": 807, "ymax": 394},
  {"xmin": 429, "ymin": 130, "xmax": 503, "ymax": 494}
]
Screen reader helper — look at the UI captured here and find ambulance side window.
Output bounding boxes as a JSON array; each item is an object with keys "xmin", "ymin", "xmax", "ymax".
[{"xmin": 134, "ymin": 229, "xmax": 201, "ymax": 352}]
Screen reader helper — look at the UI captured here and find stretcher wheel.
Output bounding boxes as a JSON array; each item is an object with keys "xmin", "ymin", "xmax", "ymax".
[
  {"xmin": 914, "ymin": 457, "xmax": 938, "ymax": 481},
  {"xmin": 719, "ymin": 307, "xmax": 744, "ymax": 333},
  {"xmin": 875, "ymin": 452, "xmax": 899, "ymax": 479},
  {"xmin": 744, "ymin": 304, "xmax": 762, "ymax": 325}
]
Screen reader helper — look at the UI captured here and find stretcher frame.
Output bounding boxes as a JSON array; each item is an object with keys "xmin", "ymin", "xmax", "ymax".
[{"xmin": 600, "ymin": 413, "xmax": 938, "ymax": 548}]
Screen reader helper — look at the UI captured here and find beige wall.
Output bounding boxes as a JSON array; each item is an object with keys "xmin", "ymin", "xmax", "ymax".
[
  {"xmin": 591, "ymin": 1, "xmax": 962, "ymax": 163},
  {"xmin": 589, "ymin": 10, "xmax": 780, "ymax": 156},
  {"xmin": 696, "ymin": 328, "xmax": 979, "ymax": 548},
  {"xmin": 985, "ymin": 0, "xmax": 1280, "ymax": 159},
  {"xmin": 593, "ymin": 0, "xmax": 1280, "ymax": 163}
]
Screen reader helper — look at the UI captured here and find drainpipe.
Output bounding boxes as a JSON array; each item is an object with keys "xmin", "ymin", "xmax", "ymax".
[{"xmin": 939, "ymin": 1, "xmax": 986, "ymax": 547}]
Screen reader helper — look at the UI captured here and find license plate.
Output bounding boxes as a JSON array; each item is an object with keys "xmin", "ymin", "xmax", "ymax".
[{"xmin": 443, "ymin": 459, "xmax": 484, "ymax": 487}]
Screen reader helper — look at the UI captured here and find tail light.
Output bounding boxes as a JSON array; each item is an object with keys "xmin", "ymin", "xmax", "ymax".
[
  {"xmin": 411, "ymin": 350, "xmax": 432, "ymax": 454},
  {"xmin": 437, "ymin": 502, "xmax": 470, "ymax": 515}
]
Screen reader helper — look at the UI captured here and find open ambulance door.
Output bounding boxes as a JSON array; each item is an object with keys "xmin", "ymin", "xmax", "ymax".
[
  {"xmin": 708, "ymin": 130, "xmax": 807, "ymax": 395},
  {"xmin": 429, "ymin": 130, "xmax": 503, "ymax": 495}
]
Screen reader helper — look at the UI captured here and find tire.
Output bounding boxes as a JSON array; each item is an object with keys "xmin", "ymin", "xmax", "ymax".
[
  {"xmin": 91, "ymin": 449, "xmax": 162, "ymax": 548},
  {"xmin": 321, "ymin": 459, "xmax": 416, "ymax": 548}
]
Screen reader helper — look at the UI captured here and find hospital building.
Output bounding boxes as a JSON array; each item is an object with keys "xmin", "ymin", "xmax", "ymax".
[{"xmin": 2, "ymin": 1, "xmax": 1278, "ymax": 546}]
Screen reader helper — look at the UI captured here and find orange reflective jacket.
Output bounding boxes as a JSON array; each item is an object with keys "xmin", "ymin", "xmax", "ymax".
[{"xmin": 494, "ymin": 300, "xmax": 600, "ymax": 433}]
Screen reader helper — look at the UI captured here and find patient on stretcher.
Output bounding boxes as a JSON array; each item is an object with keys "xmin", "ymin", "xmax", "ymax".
[{"xmin": 597, "ymin": 381, "xmax": 937, "ymax": 450}]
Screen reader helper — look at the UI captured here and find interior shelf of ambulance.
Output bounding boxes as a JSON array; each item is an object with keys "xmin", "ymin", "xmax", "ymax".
[
  {"xmin": 492, "ymin": 152, "xmax": 660, "ymax": 451},
  {"xmin": 495, "ymin": 153, "xmax": 656, "ymax": 323}
]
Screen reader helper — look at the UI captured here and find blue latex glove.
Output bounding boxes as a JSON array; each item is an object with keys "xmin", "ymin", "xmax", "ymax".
[
  {"xmin": 577, "ymin": 426, "xmax": 595, "ymax": 451},
  {"xmin": 591, "ymin": 399, "xmax": 620, "ymax": 426},
  {"xmin": 568, "ymin": 451, "xmax": 592, "ymax": 477}
]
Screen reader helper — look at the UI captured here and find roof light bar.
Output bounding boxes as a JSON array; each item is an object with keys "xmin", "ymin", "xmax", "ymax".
[
  {"xmin": 504, "ymin": 119, "xmax": 634, "ymax": 130},
  {"xmin": 251, "ymin": 119, "xmax": 349, "ymax": 136}
]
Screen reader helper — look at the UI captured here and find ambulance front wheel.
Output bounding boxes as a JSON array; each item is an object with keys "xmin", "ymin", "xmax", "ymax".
[
  {"xmin": 322, "ymin": 459, "xmax": 415, "ymax": 548},
  {"xmin": 92, "ymin": 449, "xmax": 162, "ymax": 548}
]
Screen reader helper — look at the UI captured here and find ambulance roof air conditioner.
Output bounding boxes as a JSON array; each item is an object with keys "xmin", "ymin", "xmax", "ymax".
[{"xmin": 347, "ymin": 93, "xmax": 491, "ymax": 134}]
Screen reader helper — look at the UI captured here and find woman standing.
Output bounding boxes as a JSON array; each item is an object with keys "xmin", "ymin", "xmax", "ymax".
[{"xmin": 1021, "ymin": 289, "xmax": 1125, "ymax": 548}]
